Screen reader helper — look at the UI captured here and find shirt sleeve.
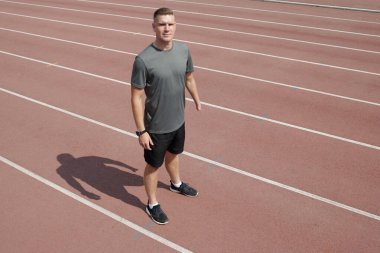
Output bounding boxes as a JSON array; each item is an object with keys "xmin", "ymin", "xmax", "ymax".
[
  {"xmin": 186, "ymin": 49, "xmax": 194, "ymax": 73},
  {"xmin": 131, "ymin": 56, "xmax": 147, "ymax": 89}
]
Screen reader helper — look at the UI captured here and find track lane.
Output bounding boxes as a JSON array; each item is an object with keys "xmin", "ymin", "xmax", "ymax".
[
  {"xmin": 1, "ymin": 92, "xmax": 380, "ymax": 252},
  {"xmin": 1, "ymin": 0, "xmax": 380, "ymax": 251},
  {"xmin": 2, "ymin": 0, "xmax": 380, "ymax": 61},
  {"xmin": 267, "ymin": 0, "xmax": 380, "ymax": 11},
  {"xmin": 1, "ymin": 31, "xmax": 379, "ymax": 147},
  {"xmin": 2, "ymin": 0, "xmax": 380, "ymax": 51},
  {"xmin": 1, "ymin": 6, "xmax": 379, "ymax": 102},
  {"xmin": 1, "ymin": 67, "xmax": 380, "ymax": 216},
  {"xmin": 1, "ymin": 20, "xmax": 379, "ymax": 105},
  {"xmin": 175, "ymin": 0, "xmax": 380, "ymax": 18},
  {"xmin": 71, "ymin": 0, "xmax": 380, "ymax": 34},
  {"xmin": 0, "ymin": 161, "xmax": 181, "ymax": 253}
]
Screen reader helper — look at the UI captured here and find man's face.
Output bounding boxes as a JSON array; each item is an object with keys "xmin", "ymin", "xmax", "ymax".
[{"xmin": 153, "ymin": 14, "xmax": 176, "ymax": 44}]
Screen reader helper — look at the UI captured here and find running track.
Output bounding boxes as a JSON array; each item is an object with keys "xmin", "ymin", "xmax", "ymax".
[{"xmin": 1, "ymin": 0, "xmax": 379, "ymax": 252}]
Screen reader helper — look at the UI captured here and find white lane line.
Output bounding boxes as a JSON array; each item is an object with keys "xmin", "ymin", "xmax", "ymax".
[
  {"xmin": 195, "ymin": 66, "xmax": 380, "ymax": 107},
  {"xmin": 166, "ymin": 0, "xmax": 380, "ymax": 24},
  {"xmin": 0, "ymin": 51, "xmax": 128, "ymax": 85},
  {"xmin": 166, "ymin": 0, "xmax": 268, "ymax": 11},
  {"xmin": 76, "ymin": 0, "xmax": 380, "ymax": 38},
  {"xmin": 179, "ymin": 37, "xmax": 380, "ymax": 76},
  {"xmin": 0, "ymin": 156, "xmax": 192, "ymax": 253},
  {"xmin": 0, "ymin": 11, "xmax": 153, "ymax": 37},
  {"xmin": 2, "ymin": 0, "xmax": 380, "ymax": 54},
  {"xmin": 46, "ymin": 62, "xmax": 59, "ymax": 68},
  {"xmin": 0, "ymin": 0, "xmax": 152, "ymax": 21},
  {"xmin": 1, "ymin": 88, "xmax": 379, "ymax": 222},
  {"xmin": 2, "ymin": 27, "xmax": 379, "ymax": 108},
  {"xmin": 0, "ymin": 28, "xmax": 137, "ymax": 56},
  {"xmin": 178, "ymin": 24, "xmax": 380, "ymax": 54},
  {"xmin": 200, "ymin": 100, "xmax": 380, "ymax": 150},
  {"xmin": 1, "ymin": 50, "xmax": 380, "ymax": 150},
  {"xmin": 5, "ymin": 0, "xmax": 379, "ymax": 25},
  {"xmin": 3, "ymin": 0, "xmax": 380, "ymax": 36},
  {"xmin": 264, "ymin": 0, "xmax": 380, "ymax": 13},
  {"xmin": 0, "ymin": 86, "xmax": 135, "ymax": 137},
  {"xmin": 183, "ymin": 152, "xmax": 380, "ymax": 222},
  {"xmin": 1, "ymin": 12, "xmax": 380, "ymax": 77}
]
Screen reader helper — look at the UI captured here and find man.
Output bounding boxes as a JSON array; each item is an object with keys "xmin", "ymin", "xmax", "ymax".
[{"xmin": 131, "ymin": 7, "xmax": 201, "ymax": 225}]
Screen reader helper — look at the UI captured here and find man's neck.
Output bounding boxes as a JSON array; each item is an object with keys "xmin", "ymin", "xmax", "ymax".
[{"xmin": 153, "ymin": 40, "xmax": 173, "ymax": 51}]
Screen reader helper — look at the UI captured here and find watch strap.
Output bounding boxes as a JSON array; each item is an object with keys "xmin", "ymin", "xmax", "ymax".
[{"xmin": 136, "ymin": 129, "xmax": 147, "ymax": 136}]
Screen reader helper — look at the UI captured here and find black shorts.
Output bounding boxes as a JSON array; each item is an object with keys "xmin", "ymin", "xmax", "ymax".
[{"xmin": 144, "ymin": 124, "xmax": 185, "ymax": 168}]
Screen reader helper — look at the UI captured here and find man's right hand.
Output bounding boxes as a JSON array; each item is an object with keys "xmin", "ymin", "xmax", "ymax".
[{"xmin": 139, "ymin": 133, "xmax": 154, "ymax": 150}]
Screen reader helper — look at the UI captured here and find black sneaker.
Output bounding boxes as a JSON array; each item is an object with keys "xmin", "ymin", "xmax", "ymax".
[
  {"xmin": 170, "ymin": 182, "xmax": 198, "ymax": 197},
  {"xmin": 145, "ymin": 204, "xmax": 169, "ymax": 225}
]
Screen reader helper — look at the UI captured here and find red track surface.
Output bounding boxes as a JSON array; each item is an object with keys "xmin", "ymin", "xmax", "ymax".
[{"xmin": 1, "ymin": 0, "xmax": 379, "ymax": 252}]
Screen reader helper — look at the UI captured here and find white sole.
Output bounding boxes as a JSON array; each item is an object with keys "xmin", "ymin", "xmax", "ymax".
[{"xmin": 170, "ymin": 187, "xmax": 199, "ymax": 197}]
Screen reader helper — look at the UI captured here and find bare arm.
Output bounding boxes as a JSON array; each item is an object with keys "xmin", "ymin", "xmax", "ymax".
[
  {"xmin": 185, "ymin": 72, "xmax": 202, "ymax": 111},
  {"xmin": 56, "ymin": 167, "xmax": 100, "ymax": 200},
  {"xmin": 101, "ymin": 157, "xmax": 138, "ymax": 172},
  {"xmin": 131, "ymin": 86, "xmax": 154, "ymax": 150}
]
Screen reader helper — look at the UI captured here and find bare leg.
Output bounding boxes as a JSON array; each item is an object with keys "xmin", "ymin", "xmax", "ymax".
[
  {"xmin": 165, "ymin": 151, "xmax": 181, "ymax": 184},
  {"xmin": 144, "ymin": 163, "xmax": 159, "ymax": 204}
]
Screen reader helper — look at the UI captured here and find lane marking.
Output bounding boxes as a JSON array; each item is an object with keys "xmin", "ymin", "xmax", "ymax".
[
  {"xmin": 76, "ymin": 0, "xmax": 380, "ymax": 38},
  {"xmin": 0, "ymin": 11, "xmax": 153, "ymax": 37},
  {"xmin": 1, "ymin": 27, "xmax": 380, "ymax": 108},
  {"xmin": 1, "ymin": 50, "xmax": 380, "ymax": 149},
  {"xmin": 167, "ymin": 0, "xmax": 274, "ymax": 11},
  {"xmin": 46, "ymin": 62, "xmax": 58, "ymax": 68},
  {"xmin": 0, "ymin": 50, "xmax": 128, "ymax": 85},
  {"xmin": 1, "ymin": 88, "xmax": 379, "ymax": 222},
  {"xmin": 166, "ymin": 0, "xmax": 380, "ymax": 23},
  {"xmin": 200, "ymin": 100, "xmax": 380, "ymax": 150},
  {"xmin": 177, "ymin": 24, "xmax": 380, "ymax": 54},
  {"xmin": 1, "ymin": 0, "xmax": 379, "ymax": 54},
  {"xmin": 5, "ymin": 0, "xmax": 380, "ymax": 25},
  {"xmin": 0, "ymin": 28, "xmax": 137, "ymax": 55},
  {"xmin": 3, "ymin": 0, "xmax": 379, "ymax": 38},
  {"xmin": 0, "ymin": 86, "xmax": 135, "ymax": 137},
  {"xmin": 195, "ymin": 66, "xmax": 380, "ymax": 107},
  {"xmin": 263, "ymin": 0, "xmax": 380, "ymax": 13},
  {"xmin": 0, "ymin": 155, "xmax": 192, "ymax": 253},
  {"xmin": 183, "ymin": 152, "xmax": 380, "ymax": 222},
  {"xmin": 177, "ymin": 38, "xmax": 380, "ymax": 77},
  {"xmin": 1, "ymin": 12, "xmax": 380, "ymax": 77}
]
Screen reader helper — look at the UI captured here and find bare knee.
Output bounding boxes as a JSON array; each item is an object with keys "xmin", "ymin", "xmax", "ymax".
[{"xmin": 144, "ymin": 163, "xmax": 159, "ymax": 176}]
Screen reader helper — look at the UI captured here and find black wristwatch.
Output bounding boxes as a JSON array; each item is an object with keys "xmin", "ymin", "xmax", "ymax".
[{"xmin": 135, "ymin": 129, "xmax": 147, "ymax": 137}]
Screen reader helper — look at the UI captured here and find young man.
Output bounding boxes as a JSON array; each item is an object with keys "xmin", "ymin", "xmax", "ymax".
[{"xmin": 131, "ymin": 7, "xmax": 201, "ymax": 225}]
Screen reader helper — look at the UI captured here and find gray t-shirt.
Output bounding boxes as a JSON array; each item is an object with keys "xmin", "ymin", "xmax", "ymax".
[{"xmin": 131, "ymin": 42, "xmax": 194, "ymax": 133}]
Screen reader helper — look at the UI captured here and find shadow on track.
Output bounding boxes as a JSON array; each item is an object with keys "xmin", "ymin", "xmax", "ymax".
[{"xmin": 56, "ymin": 153, "xmax": 168, "ymax": 210}]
